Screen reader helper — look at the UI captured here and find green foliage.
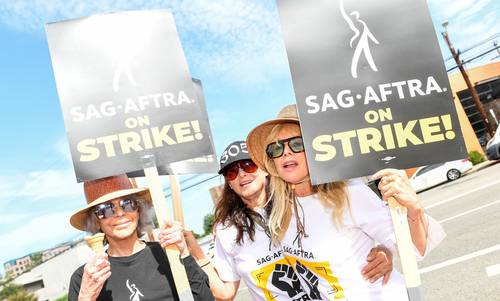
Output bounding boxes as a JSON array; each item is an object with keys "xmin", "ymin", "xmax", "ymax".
[
  {"xmin": 26, "ymin": 252, "xmax": 43, "ymax": 271},
  {"xmin": 192, "ymin": 232, "xmax": 203, "ymax": 239},
  {"xmin": 0, "ymin": 283, "xmax": 37, "ymax": 301},
  {"xmin": 54, "ymin": 293, "xmax": 68, "ymax": 301},
  {"xmin": 468, "ymin": 150, "xmax": 485, "ymax": 165},
  {"xmin": 203, "ymin": 213, "xmax": 215, "ymax": 236}
]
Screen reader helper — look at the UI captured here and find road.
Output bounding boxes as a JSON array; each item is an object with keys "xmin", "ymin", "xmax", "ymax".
[
  {"xmin": 419, "ymin": 162, "xmax": 500, "ymax": 300},
  {"xmin": 234, "ymin": 162, "xmax": 500, "ymax": 300}
]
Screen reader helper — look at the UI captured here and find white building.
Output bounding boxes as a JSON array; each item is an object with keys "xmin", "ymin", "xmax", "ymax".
[{"xmin": 14, "ymin": 242, "xmax": 93, "ymax": 301}]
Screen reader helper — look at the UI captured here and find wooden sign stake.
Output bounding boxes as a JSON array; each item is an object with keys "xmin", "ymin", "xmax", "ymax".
[
  {"xmin": 169, "ymin": 174, "xmax": 185, "ymax": 226},
  {"xmin": 142, "ymin": 156, "xmax": 194, "ymax": 301},
  {"xmin": 387, "ymin": 197, "xmax": 423, "ymax": 301}
]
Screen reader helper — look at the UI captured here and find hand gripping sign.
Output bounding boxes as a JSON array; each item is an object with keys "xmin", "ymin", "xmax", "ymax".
[
  {"xmin": 46, "ymin": 10, "xmax": 215, "ymax": 301},
  {"xmin": 277, "ymin": 0, "xmax": 467, "ymax": 300}
]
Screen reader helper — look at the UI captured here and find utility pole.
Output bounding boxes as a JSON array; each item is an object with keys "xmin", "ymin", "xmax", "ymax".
[{"xmin": 441, "ymin": 21, "xmax": 495, "ymax": 137}]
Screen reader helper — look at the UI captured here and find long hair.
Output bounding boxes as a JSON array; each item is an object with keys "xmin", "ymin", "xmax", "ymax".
[
  {"xmin": 85, "ymin": 197, "xmax": 152, "ymax": 242},
  {"xmin": 214, "ymin": 180, "xmax": 272, "ymax": 245},
  {"xmin": 263, "ymin": 123, "xmax": 349, "ymax": 245}
]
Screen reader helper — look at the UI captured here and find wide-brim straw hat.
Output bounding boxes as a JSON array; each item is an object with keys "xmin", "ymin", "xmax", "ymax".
[
  {"xmin": 69, "ymin": 174, "xmax": 151, "ymax": 231},
  {"xmin": 247, "ymin": 104, "xmax": 299, "ymax": 172}
]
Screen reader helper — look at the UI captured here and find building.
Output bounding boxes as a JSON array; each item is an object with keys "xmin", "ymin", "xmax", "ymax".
[
  {"xmin": 4, "ymin": 255, "xmax": 33, "ymax": 278},
  {"xmin": 209, "ymin": 184, "xmax": 224, "ymax": 205},
  {"xmin": 406, "ymin": 61, "xmax": 499, "ymax": 176},
  {"xmin": 448, "ymin": 61, "xmax": 500, "ymax": 146},
  {"xmin": 13, "ymin": 241, "xmax": 93, "ymax": 301},
  {"xmin": 4, "ymin": 243, "xmax": 74, "ymax": 279},
  {"xmin": 42, "ymin": 244, "xmax": 71, "ymax": 262}
]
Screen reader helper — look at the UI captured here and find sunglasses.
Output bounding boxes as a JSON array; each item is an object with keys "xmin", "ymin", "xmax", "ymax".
[
  {"xmin": 93, "ymin": 198, "xmax": 139, "ymax": 220},
  {"xmin": 222, "ymin": 159, "xmax": 258, "ymax": 181},
  {"xmin": 266, "ymin": 136, "xmax": 305, "ymax": 159}
]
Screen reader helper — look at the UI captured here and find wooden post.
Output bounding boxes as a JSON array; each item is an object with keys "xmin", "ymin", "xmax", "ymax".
[
  {"xmin": 143, "ymin": 158, "xmax": 194, "ymax": 301},
  {"xmin": 387, "ymin": 197, "xmax": 423, "ymax": 301},
  {"xmin": 169, "ymin": 174, "xmax": 185, "ymax": 226}
]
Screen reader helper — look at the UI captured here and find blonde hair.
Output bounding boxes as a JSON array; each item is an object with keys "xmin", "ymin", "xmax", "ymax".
[{"xmin": 264, "ymin": 123, "xmax": 349, "ymax": 245}]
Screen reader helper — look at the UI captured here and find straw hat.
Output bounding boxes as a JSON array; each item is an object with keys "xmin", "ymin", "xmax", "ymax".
[
  {"xmin": 246, "ymin": 104, "xmax": 299, "ymax": 172},
  {"xmin": 69, "ymin": 174, "xmax": 151, "ymax": 231}
]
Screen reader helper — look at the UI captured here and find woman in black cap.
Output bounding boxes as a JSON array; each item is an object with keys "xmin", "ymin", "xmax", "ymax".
[{"xmin": 187, "ymin": 141, "xmax": 394, "ymax": 300}]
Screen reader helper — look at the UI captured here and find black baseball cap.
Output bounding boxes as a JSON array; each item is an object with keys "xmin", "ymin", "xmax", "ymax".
[{"xmin": 218, "ymin": 141, "xmax": 251, "ymax": 174}]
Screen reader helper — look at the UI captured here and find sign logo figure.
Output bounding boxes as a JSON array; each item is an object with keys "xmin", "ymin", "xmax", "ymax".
[
  {"xmin": 126, "ymin": 279, "xmax": 144, "ymax": 301},
  {"xmin": 340, "ymin": 0, "xmax": 379, "ymax": 78},
  {"xmin": 112, "ymin": 49, "xmax": 138, "ymax": 92}
]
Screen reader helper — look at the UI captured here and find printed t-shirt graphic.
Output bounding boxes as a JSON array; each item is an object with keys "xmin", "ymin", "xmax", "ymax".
[{"xmin": 251, "ymin": 255, "xmax": 345, "ymax": 300}]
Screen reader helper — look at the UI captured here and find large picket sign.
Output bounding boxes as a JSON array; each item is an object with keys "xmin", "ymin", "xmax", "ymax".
[
  {"xmin": 46, "ymin": 10, "xmax": 213, "ymax": 182},
  {"xmin": 276, "ymin": 1, "xmax": 467, "ymax": 299},
  {"xmin": 277, "ymin": 0, "xmax": 467, "ymax": 185}
]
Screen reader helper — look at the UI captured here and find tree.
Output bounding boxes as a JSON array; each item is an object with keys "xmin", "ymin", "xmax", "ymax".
[
  {"xmin": 26, "ymin": 252, "xmax": 43, "ymax": 271},
  {"xmin": 192, "ymin": 232, "xmax": 203, "ymax": 239},
  {"xmin": 203, "ymin": 213, "xmax": 215, "ymax": 236},
  {"xmin": 0, "ymin": 283, "xmax": 37, "ymax": 301},
  {"xmin": 6, "ymin": 290, "xmax": 37, "ymax": 301},
  {"xmin": 54, "ymin": 293, "xmax": 68, "ymax": 301}
]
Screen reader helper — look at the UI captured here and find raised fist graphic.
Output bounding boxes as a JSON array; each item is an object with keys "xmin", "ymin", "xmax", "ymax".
[
  {"xmin": 271, "ymin": 263, "xmax": 303, "ymax": 297},
  {"xmin": 296, "ymin": 261, "xmax": 321, "ymax": 299}
]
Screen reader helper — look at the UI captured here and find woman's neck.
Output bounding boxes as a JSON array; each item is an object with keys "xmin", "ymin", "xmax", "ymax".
[
  {"xmin": 243, "ymin": 186, "xmax": 268, "ymax": 211},
  {"xmin": 293, "ymin": 180, "xmax": 313, "ymax": 197},
  {"xmin": 107, "ymin": 233, "xmax": 144, "ymax": 257}
]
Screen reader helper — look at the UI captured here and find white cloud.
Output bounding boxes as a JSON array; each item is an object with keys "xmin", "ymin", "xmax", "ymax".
[
  {"xmin": 0, "ymin": 0, "xmax": 287, "ymax": 85},
  {"xmin": 54, "ymin": 136, "xmax": 72, "ymax": 162},
  {"xmin": 0, "ymin": 213, "xmax": 31, "ymax": 226},
  {"xmin": 0, "ymin": 211, "xmax": 79, "ymax": 270},
  {"xmin": 0, "ymin": 168, "xmax": 81, "ymax": 201}
]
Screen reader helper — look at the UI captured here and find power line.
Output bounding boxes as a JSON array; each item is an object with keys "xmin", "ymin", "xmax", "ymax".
[
  {"xmin": 164, "ymin": 174, "xmax": 220, "ymax": 198},
  {"xmin": 447, "ymin": 45, "xmax": 500, "ymax": 72},
  {"xmin": 445, "ymin": 33, "xmax": 500, "ymax": 61}
]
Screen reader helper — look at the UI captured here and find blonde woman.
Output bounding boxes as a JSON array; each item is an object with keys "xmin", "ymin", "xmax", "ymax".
[
  {"xmin": 186, "ymin": 141, "xmax": 395, "ymax": 301},
  {"xmin": 246, "ymin": 105, "xmax": 446, "ymax": 300}
]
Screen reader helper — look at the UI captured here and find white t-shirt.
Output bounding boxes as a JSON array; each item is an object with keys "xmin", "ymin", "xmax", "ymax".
[
  {"xmin": 280, "ymin": 183, "xmax": 445, "ymax": 300},
  {"xmin": 213, "ymin": 212, "xmax": 300, "ymax": 301},
  {"xmin": 213, "ymin": 183, "xmax": 445, "ymax": 300}
]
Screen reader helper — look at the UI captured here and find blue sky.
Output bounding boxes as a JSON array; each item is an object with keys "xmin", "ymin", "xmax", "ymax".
[{"xmin": 0, "ymin": 0, "xmax": 498, "ymax": 276}]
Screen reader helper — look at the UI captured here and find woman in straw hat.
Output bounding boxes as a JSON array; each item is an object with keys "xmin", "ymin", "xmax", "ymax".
[
  {"xmin": 246, "ymin": 104, "xmax": 446, "ymax": 300},
  {"xmin": 185, "ymin": 141, "xmax": 394, "ymax": 300},
  {"xmin": 68, "ymin": 174, "xmax": 214, "ymax": 301}
]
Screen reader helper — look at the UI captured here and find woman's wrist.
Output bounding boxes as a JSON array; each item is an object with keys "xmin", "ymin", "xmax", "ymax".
[{"xmin": 407, "ymin": 206, "xmax": 424, "ymax": 222}]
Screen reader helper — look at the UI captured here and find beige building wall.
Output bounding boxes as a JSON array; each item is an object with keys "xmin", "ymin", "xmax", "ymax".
[{"xmin": 447, "ymin": 61, "xmax": 500, "ymax": 155}]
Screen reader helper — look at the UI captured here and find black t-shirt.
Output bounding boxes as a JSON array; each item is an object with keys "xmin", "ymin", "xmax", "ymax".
[{"xmin": 69, "ymin": 242, "xmax": 214, "ymax": 301}]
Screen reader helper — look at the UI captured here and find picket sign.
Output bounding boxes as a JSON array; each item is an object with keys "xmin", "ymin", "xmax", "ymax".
[
  {"xmin": 387, "ymin": 197, "xmax": 423, "ymax": 301},
  {"xmin": 169, "ymin": 174, "xmax": 185, "ymax": 226},
  {"xmin": 143, "ymin": 156, "xmax": 194, "ymax": 301}
]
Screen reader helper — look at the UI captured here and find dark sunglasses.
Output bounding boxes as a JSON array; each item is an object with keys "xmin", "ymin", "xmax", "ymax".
[
  {"xmin": 222, "ymin": 159, "xmax": 258, "ymax": 181},
  {"xmin": 266, "ymin": 136, "xmax": 305, "ymax": 159},
  {"xmin": 93, "ymin": 198, "xmax": 139, "ymax": 220}
]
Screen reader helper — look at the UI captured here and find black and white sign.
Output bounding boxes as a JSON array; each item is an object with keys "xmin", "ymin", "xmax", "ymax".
[
  {"xmin": 277, "ymin": 0, "xmax": 467, "ymax": 184},
  {"xmin": 46, "ymin": 10, "xmax": 213, "ymax": 182},
  {"xmin": 127, "ymin": 78, "xmax": 218, "ymax": 177}
]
